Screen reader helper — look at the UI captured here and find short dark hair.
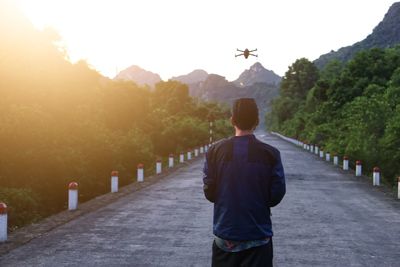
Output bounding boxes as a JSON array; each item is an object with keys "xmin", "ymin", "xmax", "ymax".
[{"xmin": 231, "ymin": 98, "xmax": 259, "ymax": 130}]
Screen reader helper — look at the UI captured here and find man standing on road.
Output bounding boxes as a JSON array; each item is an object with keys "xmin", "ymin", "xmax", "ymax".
[{"xmin": 203, "ymin": 98, "xmax": 286, "ymax": 267}]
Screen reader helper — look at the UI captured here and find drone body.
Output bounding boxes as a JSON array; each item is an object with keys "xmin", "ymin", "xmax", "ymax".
[{"xmin": 235, "ymin": 48, "xmax": 258, "ymax": 59}]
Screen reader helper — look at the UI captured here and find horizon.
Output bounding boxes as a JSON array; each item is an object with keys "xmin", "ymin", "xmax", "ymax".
[{"xmin": 15, "ymin": 0, "xmax": 399, "ymax": 81}]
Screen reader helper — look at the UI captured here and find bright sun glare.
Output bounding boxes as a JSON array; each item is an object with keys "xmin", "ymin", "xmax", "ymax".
[{"xmin": 16, "ymin": 0, "xmax": 55, "ymax": 28}]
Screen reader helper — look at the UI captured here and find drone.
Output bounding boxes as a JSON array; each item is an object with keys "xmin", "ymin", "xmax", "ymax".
[{"xmin": 235, "ymin": 48, "xmax": 258, "ymax": 59}]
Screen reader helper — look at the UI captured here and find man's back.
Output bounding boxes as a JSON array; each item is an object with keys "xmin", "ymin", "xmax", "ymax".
[
  {"xmin": 203, "ymin": 134, "xmax": 285, "ymax": 241},
  {"xmin": 203, "ymin": 97, "xmax": 285, "ymax": 267}
]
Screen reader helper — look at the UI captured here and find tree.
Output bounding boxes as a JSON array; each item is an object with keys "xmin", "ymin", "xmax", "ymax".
[
  {"xmin": 280, "ymin": 58, "xmax": 319, "ymax": 99},
  {"xmin": 152, "ymin": 80, "xmax": 190, "ymax": 115},
  {"xmin": 266, "ymin": 58, "xmax": 318, "ymax": 131},
  {"xmin": 266, "ymin": 46, "xmax": 400, "ymax": 186}
]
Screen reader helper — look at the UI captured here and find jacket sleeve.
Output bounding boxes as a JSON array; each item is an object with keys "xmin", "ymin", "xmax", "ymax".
[
  {"xmin": 203, "ymin": 149, "xmax": 216, "ymax": 203},
  {"xmin": 268, "ymin": 151, "xmax": 286, "ymax": 207}
]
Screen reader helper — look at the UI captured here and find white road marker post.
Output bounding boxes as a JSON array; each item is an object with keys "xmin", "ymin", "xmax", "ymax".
[
  {"xmin": 0, "ymin": 203, "xmax": 7, "ymax": 242},
  {"xmin": 169, "ymin": 154, "xmax": 174, "ymax": 168},
  {"xmin": 156, "ymin": 159, "xmax": 162, "ymax": 175},
  {"xmin": 111, "ymin": 171, "xmax": 118, "ymax": 193},
  {"xmin": 326, "ymin": 152, "xmax": 331, "ymax": 162},
  {"xmin": 315, "ymin": 146, "xmax": 319, "ymax": 155},
  {"xmin": 398, "ymin": 177, "xmax": 400, "ymax": 199},
  {"xmin": 333, "ymin": 154, "xmax": 339, "ymax": 166},
  {"xmin": 195, "ymin": 148, "xmax": 199, "ymax": 157},
  {"xmin": 200, "ymin": 146, "xmax": 204, "ymax": 154},
  {"xmin": 187, "ymin": 150, "xmax": 192, "ymax": 161},
  {"xmin": 179, "ymin": 152, "xmax": 184, "ymax": 163},
  {"xmin": 137, "ymin": 163, "xmax": 144, "ymax": 182},
  {"xmin": 68, "ymin": 182, "xmax": 78, "ymax": 211},
  {"xmin": 319, "ymin": 149, "xmax": 324, "ymax": 158},
  {"xmin": 343, "ymin": 156, "xmax": 349, "ymax": 171},
  {"xmin": 310, "ymin": 145, "xmax": 314, "ymax": 153},
  {"xmin": 355, "ymin": 160, "xmax": 362, "ymax": 176},
  {"xmin": 205, "ymin": 145, "xmax": 209, "ymax": 153},
  {"xmin": 373, "ymin": 167, "xmax": 380, "ymax": 186}
]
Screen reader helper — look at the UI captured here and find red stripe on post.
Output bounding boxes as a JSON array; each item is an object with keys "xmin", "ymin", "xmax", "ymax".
[
  {"xmin": 344, "ymin": 156, "xmax": 349, "ymax": 160},
  {"xmin": 111, "ymin": 171, "xmax": 118, "ymax": 176},
  {"xmin": 356, "ymin": 160, "xmax": 362, "ymax": 165},
  {"xmin": 0, "ymin": 203, "xmax": 7, "ymax": 214},
  {"xmin": 373, "ymin": 167, "xmax": 380, "ymax": 173},
  {"xmin": 137, "ymin": 163, "xmax": 144, "ymax": 169},
  {"xmin": 68, "ymin": 182, "xmax": 78, "ymax": 190}
]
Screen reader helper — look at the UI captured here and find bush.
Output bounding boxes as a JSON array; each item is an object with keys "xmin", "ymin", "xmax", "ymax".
[{"xmin": 0, "ymin": 188, "xmax": 41, "ymax": 229}]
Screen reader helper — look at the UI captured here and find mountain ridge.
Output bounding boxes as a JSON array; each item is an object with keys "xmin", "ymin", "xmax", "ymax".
[
  {"xmin": 114, "ymin": 65, "xmax": 162, "ymax": 87},
  {"xmin": 233, "ymin": 62, "xmax": 281, "ymax": 87},
  {"xmin": 171, "ymin": 69, "xmax": 209, "ymax": 84},
  {"xmin": 114, "ymin": 62, "xmax": 281, "ymax": 89},
  {"xmin": 314, "ymin": 2, "xmax": 400, "ymax": 68}
]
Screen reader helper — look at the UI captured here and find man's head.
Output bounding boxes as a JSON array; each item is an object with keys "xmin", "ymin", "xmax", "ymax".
[{"xmin": 231, "ymin": 98, "xmax": 259, "ymax": 131}]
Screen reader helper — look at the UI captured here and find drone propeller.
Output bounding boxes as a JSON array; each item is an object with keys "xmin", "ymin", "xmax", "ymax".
[{"xmin": 249, "ymin": 49, "xmax": 257, "ymax": 52}]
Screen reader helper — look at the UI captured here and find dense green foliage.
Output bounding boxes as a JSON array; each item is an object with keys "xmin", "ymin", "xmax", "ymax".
[
  {"xmin": 0, "ymin": 188, "xmax": 41, "ymax": 230},
  {"xmin": 0, "ymin": 4, "xmax": 231, "ymax": 229},
  {"xmin": 267, "ymin": 47, "xmax": 400, "ymax": 188}
]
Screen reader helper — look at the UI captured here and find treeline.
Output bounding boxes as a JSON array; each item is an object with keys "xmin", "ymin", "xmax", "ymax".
[
  {"xmin": 267, "ymin": 46, "xmax": 400, "ymax": 189},
  {"xmin": 0, "ymin": 4, "xmax": 231, "ymax": 228}
]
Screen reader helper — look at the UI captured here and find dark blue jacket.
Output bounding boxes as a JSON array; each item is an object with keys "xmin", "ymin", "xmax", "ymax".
[{"xmin": 203, "ymin": 134, "xmax": 285, "ymax": 241}]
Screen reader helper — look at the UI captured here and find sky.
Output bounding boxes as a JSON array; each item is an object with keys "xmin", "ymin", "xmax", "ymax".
[{"xmin": 15, "ymin": 0, "xmax": 399, "ymax": 81}]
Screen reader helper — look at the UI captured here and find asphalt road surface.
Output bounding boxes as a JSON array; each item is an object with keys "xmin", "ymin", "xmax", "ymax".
[{"xmin": 0, "ymin": 132, "xmax": 399, "ymax": 266}]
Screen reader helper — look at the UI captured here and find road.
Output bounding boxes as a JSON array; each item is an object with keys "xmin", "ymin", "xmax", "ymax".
[{"xmin": 0, "ymin": 132, "xmax": 399, "ymax": 266}]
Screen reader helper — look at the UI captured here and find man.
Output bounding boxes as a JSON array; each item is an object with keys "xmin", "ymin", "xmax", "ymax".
[{"xmin": 203, "ymin": 98, "xmax": 286, "ymax": 267}]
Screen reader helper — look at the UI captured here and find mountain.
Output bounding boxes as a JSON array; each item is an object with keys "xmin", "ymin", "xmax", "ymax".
[
  {"xmin": 189, "ymin": 74, "xmax": 279, "ymax": 125},
  {"xmin": 180, "ymin": 64, "xmax": 282, "ymax": 125},
  {"xmin": 114, "ymin": 65, "xmax": 162, "ymax": 87},
  {"xmin": 113, "ymin": 63, "xmax": 280, "ymax": 125},
  {"xmin": 233, "ymin": 62, "xmax": 281, "ymax": 87},
  {"xmin": 315, "ymin": 2, "xmax": 400, "ymax": 68},
  {"xmin": 192, "ymin": 74, "xmax": 279, "ymax": 105},
  {"xmin": 171, "ymin": 69, "xmax": 208, "ymax": 84}
]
